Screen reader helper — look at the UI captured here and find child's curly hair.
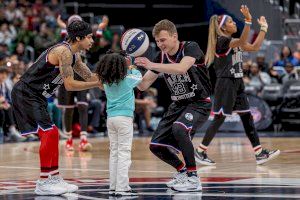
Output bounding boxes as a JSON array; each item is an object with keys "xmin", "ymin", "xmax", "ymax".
[{"xmin": 96, "ymin": 50, "xmax": 128, "ymax": 85}]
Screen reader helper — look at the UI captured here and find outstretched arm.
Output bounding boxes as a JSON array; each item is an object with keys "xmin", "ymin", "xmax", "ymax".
[
  {"xmin": 137, "ymin": 70, "xmax": 159, "ymax": 91},
  {"xmin": 242, "ymin": 16, "xmax": 268, "ymax": 52},
  {"xmin": 73, "ymin": 54, "xmax": 100, "ymax": 82},
  {"xmin": 53, "ymin": 46, "xmax": 101, "ymax": 91},
  {"xmin": 135, "ymin": 56, "xmax": 195, "ymax": 75},
  {"xmin": 229, "ymin": 5, "xmax": 252, "ymax": 48}
]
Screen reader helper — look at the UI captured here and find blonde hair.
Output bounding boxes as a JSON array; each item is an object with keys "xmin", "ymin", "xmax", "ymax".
[
  {"xmin": 152, "ymin": 19, "xmax": 177, "ymax": 37},
  {"xmin": 205, "ymin": 15, "xmax": 225, "ymax": 66}
]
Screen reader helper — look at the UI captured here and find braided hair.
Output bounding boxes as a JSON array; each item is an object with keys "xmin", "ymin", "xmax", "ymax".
[{"xmin": 96, "ymin": 50, "xmax": 128, "ymax": 85}]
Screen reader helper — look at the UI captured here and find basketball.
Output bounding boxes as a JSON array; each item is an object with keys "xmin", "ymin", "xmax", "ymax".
[{"xmin": 120, "ymin": 28, "xmax": 149, "ymax": 57}]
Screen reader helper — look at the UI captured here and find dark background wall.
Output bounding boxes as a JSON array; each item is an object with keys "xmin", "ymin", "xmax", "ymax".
[{"xmin": 63, "ymin": 0, "xmax": 209, "ymax": 51}]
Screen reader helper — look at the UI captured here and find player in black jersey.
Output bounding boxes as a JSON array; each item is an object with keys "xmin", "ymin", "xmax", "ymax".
[
  {"xmin": 11, "ymin": 20, "xmax": 101, "ymax": 196},
  {"xmin": 135, "ymin": 19, "xmax": 211, "ymax": 192},
  {"xmin": 57, "ymin": 15, "xmax": 96, "ymax": 152},
  {"xmin": 195, "ymin": 5, "xmax": 280, "ymax": 166}
]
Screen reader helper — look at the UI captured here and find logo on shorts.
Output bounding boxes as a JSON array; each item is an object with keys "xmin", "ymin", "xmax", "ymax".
[{"xmin": 185, "ymin": 113, "xmax": 193, "ymax": 121}]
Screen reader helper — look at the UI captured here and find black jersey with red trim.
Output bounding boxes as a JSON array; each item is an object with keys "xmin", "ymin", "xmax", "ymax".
[
  {"xmin": 214, "ymin": 36, "xmax": 243, "ymax": 78},
  {"xmin": 20, "ymin": 41, "xmax": 76, "ymax": 98},
  {"xmin": 153, "ymin": 41, "xmax": 212, "ymax": 103}
]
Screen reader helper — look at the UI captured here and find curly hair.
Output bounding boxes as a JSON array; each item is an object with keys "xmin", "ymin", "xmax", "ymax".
[{"xmin": 96, "ymin": 50, "xmax": 128, "ymax": 85}]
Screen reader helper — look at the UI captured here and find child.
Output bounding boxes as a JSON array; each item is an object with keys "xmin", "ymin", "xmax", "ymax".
[{"xmin": 96, "ymin": 50, "xmax": 147, "ymax": 196}]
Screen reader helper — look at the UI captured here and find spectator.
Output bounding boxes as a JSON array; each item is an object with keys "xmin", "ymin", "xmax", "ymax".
[
  {"xmin": 268, "ymin": 66, "xmax": 282, "ymax": 83},
  {"xmin": 135, "ymin": 88, "xmax": 157, "ymax": 133},
  {"xmin": 87, "ymin": 88, "xmax": 103, "ymax": 133},
  {"xmin": 293, "ymin": 42, "xmax": 300, "ymax": 61},
  {"xmin": 256, "ymin": 53, "xmax": 269, "ymax": 72},
  {"xmin": 14, "ymin": 42, "xmax": 30, "ymax": 64},
  {"xmin": 248, "ymin": 62, "xmax": 271, "ymax": 91},
  {"xmin": 4, "ymin": 0, "xmax": 24, "ymax": 23},
  {"xmin": 15, "ymin": 20, "xmax": 35, "ymax": 47},
  {"xmin": 281, "ymin": 62, "xmax": 298, "ymax": 84},
  {"xmin": 0, "ymin": 66, "xmax": 25, "ymax": 142},
  {"xmin": 0, "ymin": 22, "xmax": 17, "ymax": 46},
  {"xmin": 273, "ymin": 45, "xmax": 299, "ymax": 67},
  {"xmin": 34, "ymin": 22, "xmax": 56, "ymax": 55}
]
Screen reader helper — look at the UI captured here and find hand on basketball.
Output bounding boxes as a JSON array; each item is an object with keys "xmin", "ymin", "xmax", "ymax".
[
  {"xmin": 257, "ymin": 16, "xmax": 268, "ymax": 28},
  {"xmin": 240, "ymin": 5, "xmax": 252, "ymax": 21},
  {"xmin": 135, "ymin": 57, "xmax": 153, "ymax": 70}
]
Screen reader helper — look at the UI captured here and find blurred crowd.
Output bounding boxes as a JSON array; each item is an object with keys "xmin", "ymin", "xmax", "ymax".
[{"xmin": 1, "ymin": 0, "xmax": 300, "ymax": 143}]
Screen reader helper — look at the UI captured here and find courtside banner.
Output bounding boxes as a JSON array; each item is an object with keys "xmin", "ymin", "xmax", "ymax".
[{"xmin": 198, "ymin": 95, "xmax": 272, "ymax": 132}]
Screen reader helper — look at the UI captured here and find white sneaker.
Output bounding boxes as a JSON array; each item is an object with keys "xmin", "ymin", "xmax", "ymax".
[
  {"xmin": 51, "ymin": 176, "xmax": 78, "ymax": 193},
  {"xmin": 35, "ymin": 178, "xmax": 68, "ymax": 195},
  {"xmin": 172, "ymin": 176, "xmax": 202, "ymax": 192},
  {"xmin": 166, "ymin": 171, "xmax": 187, "ymax": 188}
]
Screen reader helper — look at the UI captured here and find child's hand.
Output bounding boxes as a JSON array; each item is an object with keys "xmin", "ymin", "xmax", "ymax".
[
  {"xmin": 135, "ymin": 57, "xmax": 153, "ymax": 70},
  {"xmin": 240, "ymin": 5, "xmax": 252, "ymax": 21},
  {"xmin": 128, "ymin": 65, "xmax": 137, "ymax": 70}
]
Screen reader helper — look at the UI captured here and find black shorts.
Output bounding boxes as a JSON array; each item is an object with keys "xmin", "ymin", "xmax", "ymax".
[
  {"xmin": 213, "ymin": 78, "xmax": 250, "ymax": 116},
  {"xmin": 57, "ymin": 85, "xmax": 88, "ymax": 108},
  {"xmin": 151, "ymin": 100, "xmax": 211, "ymax": 152},
  {"xmin": 11, "ymin": 81, "xmax": 54, "ymax": 135}
]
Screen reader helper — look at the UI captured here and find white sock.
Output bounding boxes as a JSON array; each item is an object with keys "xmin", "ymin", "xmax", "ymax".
[{"xmin": 80, "ymin": 131, "xmax": 87, "ymax": 140}]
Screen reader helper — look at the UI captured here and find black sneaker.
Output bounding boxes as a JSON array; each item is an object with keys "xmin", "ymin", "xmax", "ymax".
[
  {"xmin": 115, "ymin": 190, "xmax": 138, "ymax": 196},
  {"xmin": 194, "ymin": 149, "xmax": 216, "ymax": 166},
  {"xmin": 256, "ymin": 149, "xmax": 280, "ymax": 165}
]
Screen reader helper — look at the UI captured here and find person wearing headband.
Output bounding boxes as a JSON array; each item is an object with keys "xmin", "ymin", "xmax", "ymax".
[
  {"xmin": 11, "ymin": 20, "xmax": 102, "ymax": 196},
  {"xmin": 195, "ymin": 5, "xmax": 280, "ymax": 166}
]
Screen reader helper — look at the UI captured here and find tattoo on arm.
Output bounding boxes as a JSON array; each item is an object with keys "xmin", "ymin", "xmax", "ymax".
[
  {"xmin": 53, "ymin": 46, "xmax": 74, "ymax": 79},
  {"xmin": 73, "ymin": 54, "xmax": 92, "ymax": 81}
]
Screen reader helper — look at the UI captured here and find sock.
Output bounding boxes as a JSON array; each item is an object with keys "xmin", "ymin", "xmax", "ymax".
[
  {"xmin": 66, "ymin": 131, "xmax": 72, "ymax": 140},
  {"xmin": 38, "ymin": 126, "xmax": 59, "ymax": 179},
  {"xmin": 176, "ymin": 163, "xmax": 186, "ymax": 173},
  {"xmin": 254, "ymin": 145, "xmax": 262, "ymax": 155},
  {"xmin": 80, "ymin": 131, "xmax": 87, "ymax": 140},
  {"xmin": 187, "ymin": 170, "xmax": 197, "ymax": 177},
  {"xmin": 197, "ymin": 144, "xmax": 207, "ymax": 152}
]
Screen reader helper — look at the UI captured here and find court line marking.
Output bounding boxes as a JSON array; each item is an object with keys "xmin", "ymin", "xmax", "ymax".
[{"xmin": 0, "ymin": 165, "xmax": 299, "ymax": 176}]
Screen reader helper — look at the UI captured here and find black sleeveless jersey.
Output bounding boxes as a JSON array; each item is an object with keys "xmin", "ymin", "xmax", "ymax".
[
  {"xmin": 214, "ymin": 36, "xmax": 243, "ymax": 78},
  {"xmin": 154, "ymin": 41, "xmax": 212, "ymax": 103},
  {"xmin": 20, "ymin": 41, "xmax": 76, "ymax": 98}
]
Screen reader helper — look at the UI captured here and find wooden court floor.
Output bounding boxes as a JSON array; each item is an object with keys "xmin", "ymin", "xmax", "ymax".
[{"xmin": 0, "ymin": 136, "xmax": 300, "ymax": 199}]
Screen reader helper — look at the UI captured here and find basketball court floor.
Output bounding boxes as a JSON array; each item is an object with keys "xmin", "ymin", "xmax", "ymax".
[{"xmin": 0, "ymin": 134, "xmax": 300, "ymax": 199}]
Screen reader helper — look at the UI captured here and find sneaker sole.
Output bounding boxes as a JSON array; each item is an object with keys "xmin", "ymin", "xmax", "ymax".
[
  {"xmin": 195, "ymin": 156, "xmax": 216, "ymax": 166},
  {"xmin": 67, "ymin": 186, "xmax": 79, "ymax": 193},
  {"xmin": 171, "ymin": 185, "xmax": 202, "ymax": 192},
  {"xmin": 115, "ymin": 192, "xmax": 138, "ymax": 196},
  {"xmin": 256, "ymin": 150, "xmax": 280, "ymax": 165},
  {"xmin": 35, "ymin": 188, "xmax": 67, "ymax": 196}
]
